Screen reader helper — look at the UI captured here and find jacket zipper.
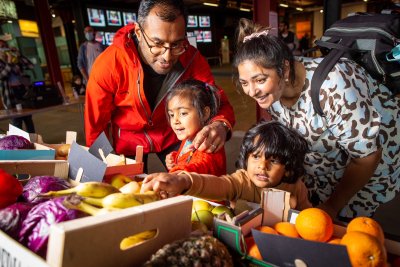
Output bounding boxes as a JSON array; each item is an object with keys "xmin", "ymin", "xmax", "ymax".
[
  {"xmin": 136, "ymin": 71, "xmax": 154, "ymax": 151},
  {"xmin": 153, "ymin": 51, "xmax": 198, "ymax": 111},
  {"xmin": 326, "ymin": 27, "xmax": 397, "ymax": 78}
]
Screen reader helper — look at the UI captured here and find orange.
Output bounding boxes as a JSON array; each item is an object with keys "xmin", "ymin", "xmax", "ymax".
[
  {"xmin": 340, "ymin": 231, "xmax": 386, "ymax": 267},
  {"xmin": 245, "ymin": 236, "xmax": 262, "ymax": 260},
  {"xmin": 255, "ymin": 225, "xmax": 278, "ymax": 235},
  {"xmin": 347, "ymin": 217, "xmax": 385, "ymax": 245},
  {"xmin": 274, "ymin": 222, "xmax": 300, "ymax": 238},
  {"xmin": 327, "ymin": 237, "xmax": 342, "ymax": 245},
  {"xmin": 295, "ymin": 208, "xmax": 333, "ymax": 242}
]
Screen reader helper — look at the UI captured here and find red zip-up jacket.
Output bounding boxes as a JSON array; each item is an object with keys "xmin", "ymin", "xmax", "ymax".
[
  {"xmin": 85, "ymin": 24, "xmax": 235, "ymax": 156},
  {"xmin": 168, "ymin": 139, "xmax": 226, "ymax": 176}
]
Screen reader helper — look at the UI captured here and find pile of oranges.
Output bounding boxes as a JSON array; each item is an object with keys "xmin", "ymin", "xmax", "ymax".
[{"xmin": 245, "ymin": 207, "xmax": 387, "ymax": 267}]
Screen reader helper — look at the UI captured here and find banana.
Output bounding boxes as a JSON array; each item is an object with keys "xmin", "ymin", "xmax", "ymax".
[
  {"xmin": 101, "ymin": 193, "xmax": 143, "ymax": 209},
  {"xmin": 120, "ymin": 229, "xmax": 157, "ymax": 250},
  {"xmin": 63, "ymin": 195, "xmax": 118, "ymax": 216},
  {"xmin": 42, "ymin": 182, "xmax": 120, "ymax": 198},
  {"xmin": 82, "ymin": 191, "xmax": 158, "ymax": 209},
  {"xmin": 131, "ymin": 191, "xmax": 159, "ymax": 204}
]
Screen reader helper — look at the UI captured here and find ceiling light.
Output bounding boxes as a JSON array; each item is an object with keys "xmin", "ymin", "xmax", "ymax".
[
  {"xmin": 239, "ymin": 7, "xmax": 251, "ymax": 12},
  {"xmin": 320, "ymin": 9, "xmax": 323, "ymax": 13},
  {"xmin": 203, "ymin": 2, "xmax": 218, "ymax": 7},
  {"xmin": 279, "ymin": 3, "xmax": 289, "ymax": 8},
  {"xmin": 296, "ymin": 7, "xmax": 303, "ymax": 11}
]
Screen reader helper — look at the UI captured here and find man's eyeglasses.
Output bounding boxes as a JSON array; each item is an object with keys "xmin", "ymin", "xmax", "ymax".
[{"xmin": 138, "ymin": 23, "xmax": 187, "ymax": 56}]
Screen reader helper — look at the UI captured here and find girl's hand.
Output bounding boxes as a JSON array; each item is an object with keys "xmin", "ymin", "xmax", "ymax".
[
  {"xmin": 140, "ymin": 172, "xmax": 192, "ymax": 199},
  {"xmin": 165, "ymin": 152, "xmax": 177, "ymax": 170}
]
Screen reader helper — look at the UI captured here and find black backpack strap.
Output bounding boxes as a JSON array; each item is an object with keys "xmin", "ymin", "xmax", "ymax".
[
  {"xmin": 315, "ymin": 40, "xmax": 358, "ymax": 52},
  {"xmin": 311, "ymin": 49, "xmax": 345, "ymax": 116}
]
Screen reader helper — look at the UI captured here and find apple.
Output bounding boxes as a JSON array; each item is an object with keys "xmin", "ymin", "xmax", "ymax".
[
  {"xmin": 191, "ymin": 210, "xmax": 214, "ymax": 229},
  {"xmin": 211, "ymin": 205, "xmax": 234, "ymax": 218},
  {"xmin": 110, "ymin": 174, "xmax": 132, "ymax": 189},
  {"xmin": 192, "ymin": 199, "xmax": 213, "ymax": 212},
  {"xmin": 119, "ymin": 181, "xmax": 140, "ymax": 194},
  {"xmin": 191, "ymin": 221, "xmax": 209, "ymax": 234}
]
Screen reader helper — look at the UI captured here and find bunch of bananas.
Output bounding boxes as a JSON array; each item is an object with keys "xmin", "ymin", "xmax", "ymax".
[{"xmin": 42, "ymin": 181, "xmax": 159, "ymax": 212}]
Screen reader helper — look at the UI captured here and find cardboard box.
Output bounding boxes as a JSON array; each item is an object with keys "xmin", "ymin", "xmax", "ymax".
[
  {"xmin": 0, "ymin": 125, "xmax": 55, "ymax": 160},
  {"xmin": 67, "ymin": 142, "xmax": 144, "ymax": 183},
  {"xmin": 0, "ymin": 196, "xmax": 193, "ymax": 267},
  {"xmin": 0, "ymin": 160, "xmax": 69, "ymax": 179},
  {"xmin": 0, "ymin": 143, "xmax": 56, "ymax": 160},
  {"xmin": 214, "ymin": 189, "xmax": 400, "ymax": 267}
]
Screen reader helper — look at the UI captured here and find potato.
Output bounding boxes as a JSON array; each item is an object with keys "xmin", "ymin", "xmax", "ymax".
[{"xmin": 56, "ymin": 144, "xmax": 71, "ymax": 157}]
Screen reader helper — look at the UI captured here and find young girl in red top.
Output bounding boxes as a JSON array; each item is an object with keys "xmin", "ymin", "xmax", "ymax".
[{"xmin": 165, "ymin": 79, "xmax": 227, "ymax": 176}]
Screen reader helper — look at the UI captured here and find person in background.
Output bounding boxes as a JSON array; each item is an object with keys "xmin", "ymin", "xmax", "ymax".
[
  {"xmin": 299, "ymin": 33, "xmax": 310, "ymax": 55},
  {"xmin": 141, "ymin": 121, "xmax": 312, "ymax": 211},
  {"xmin": 0, "ymin": 41, "xmax": 35, "ymax": 133},
  {"xmin": 77, "ymin": 26, "xmax": 105, "ymax": 84},
  {"xmin": 233, "ymin": 18, "xmax": 400, "ymax": 221},
  {"xmin": 278, "ymin": 21, "xmax": 300, "ymax": 55},
  {"xmin": 165, "ymin": 79, "xmax": 226, "ymax": 176},
  {"xmin": 71, "ymin": 74, "xmax": 86, "ymax": 96},
  {"xmin": 85, "ymin": 0, "xmax": 235, "ymax": 172}
]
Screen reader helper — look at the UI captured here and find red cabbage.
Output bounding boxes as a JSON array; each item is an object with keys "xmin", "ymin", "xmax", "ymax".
[
  {"xmin": 19, "ymin": 197, "xmax": 85, "ymax": 258},
  {"xmin": 22, "ymin": 176, "xmax": 71, "ymax": 204},
  {"xmin": 0, "ymin": 135, "xmax": 34, "ymax": 150},
  {"xmin": 0, "ymin": 202, "xmax": 33, "ymax": 239}
]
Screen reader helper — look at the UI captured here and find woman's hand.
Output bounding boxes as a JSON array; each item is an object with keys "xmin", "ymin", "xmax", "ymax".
[
  {"xmin": 165, "ymin": 152, "xmax": 177, "ymax": 170},
  {"xmin": 192, "ymin": 121, "xmax": 229, "ymax": 153},
  {"xmin": 140, "ymin": 172, "xmax": 192, "ymax": 199}
]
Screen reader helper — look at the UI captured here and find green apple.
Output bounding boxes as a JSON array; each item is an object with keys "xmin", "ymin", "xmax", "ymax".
[
  {"xmin": 211, "ymin": 205, "xmax": 234, "ymax": 218},
  {"xmin": 192, "ymin": 199, "xmax": 213, "ymax": 212},
  {"xmin": 191, "ymin": 210, "xmax": 214, "ymax": 229}
]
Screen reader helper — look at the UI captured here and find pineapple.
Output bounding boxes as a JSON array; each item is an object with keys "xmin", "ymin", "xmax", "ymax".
[{"xmin": 143, "ymin": 235, "xmax": 233, "ymax": 267}]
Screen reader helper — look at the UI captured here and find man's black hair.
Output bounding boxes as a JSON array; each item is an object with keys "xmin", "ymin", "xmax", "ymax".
[{"xmin": 137, "ymin": 0, "xmax": 187, "ymax": 25}]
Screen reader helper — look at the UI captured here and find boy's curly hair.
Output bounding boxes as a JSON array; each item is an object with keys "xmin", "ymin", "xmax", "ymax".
[{"xmin": 236, "ymin": 121, "xmax": 309, "ymax": 184}]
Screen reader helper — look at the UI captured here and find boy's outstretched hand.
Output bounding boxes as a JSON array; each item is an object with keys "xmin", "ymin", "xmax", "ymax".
[{"xmin": 140, "ymin": 172, "xmax": 192, "ymax": 199}]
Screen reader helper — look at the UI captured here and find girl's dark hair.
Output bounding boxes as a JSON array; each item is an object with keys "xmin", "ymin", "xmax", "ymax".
[
  {"xmin": 138, "ymin": 0, "xmax": 187, "ymax": 26},
  {"xmin": 72, "ymin": 74, "xmax": 82, "ymax": 82},
  {"xmin": 233, "ymin": 18, "xmax": 296, "ymax": 87},
  {"xmin": 165, "ymin": 79, "xmax": 220, "ymax": 126},
  {"xmin": 236, "ymin": 121, "xmax": 309, "ymax": 183}
]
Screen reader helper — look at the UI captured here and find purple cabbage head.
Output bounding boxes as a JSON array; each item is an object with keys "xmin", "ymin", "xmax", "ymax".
[
  {"xmin": 0, "ymin": 202, "xmax": 33, "ymax": 240},
  {"xmin": 0, "ymin": 135, "xmax": 34, "ymax": 150},
  {"xmin": 19, "ymin": 197, "xmax": 85, "ymax": 258},
  {"xmin": 22, "ymin": 176, "xmax": 71, "ymax": 204}
]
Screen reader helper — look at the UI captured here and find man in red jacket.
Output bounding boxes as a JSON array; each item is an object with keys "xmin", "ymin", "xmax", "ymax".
[{"xmin": 85, "ymin": 0, "xmax": 235, "ymax": 171}]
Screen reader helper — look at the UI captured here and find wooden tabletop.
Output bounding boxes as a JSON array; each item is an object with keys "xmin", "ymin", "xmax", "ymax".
[{"xmin": 0, "ymin": 97, "xmax": 84, "ymax": 121}]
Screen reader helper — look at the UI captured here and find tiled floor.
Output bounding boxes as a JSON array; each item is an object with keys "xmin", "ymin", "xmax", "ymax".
[{"xmin": 0, "ymin": 64, "xmax": 399, "ymax": 239}]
